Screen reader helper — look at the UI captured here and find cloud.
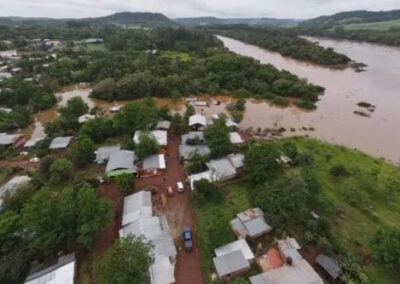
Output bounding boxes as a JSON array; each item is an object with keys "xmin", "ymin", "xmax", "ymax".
[{"xmin": 0, "ymin": 0, "xmax": 399, "ymax": 19}]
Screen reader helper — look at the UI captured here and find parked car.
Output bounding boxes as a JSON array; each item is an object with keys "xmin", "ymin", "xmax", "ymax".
[
  {"xmin": 167, "ymin": 186, "xmax": 174, "ymax": 197},
  {"xmin": 29, "ymin": 157, "xmax": 40, "ymax": 163},
  {"xmin": 177, "ymin": 181, "xmax": 184, "ymax": 193},
  {"xmin": 182, "ymin": 227, "xmax": 193, "ymax": 251}
]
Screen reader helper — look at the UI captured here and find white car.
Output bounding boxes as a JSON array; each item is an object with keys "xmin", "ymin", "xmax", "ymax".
[
  {"xmin": 177, "ymin": 181, "xmax": 185, "ymax": 193},
  {"xmin": 29, "ymin": 157, "xmax": 40, "ymax": 163}
]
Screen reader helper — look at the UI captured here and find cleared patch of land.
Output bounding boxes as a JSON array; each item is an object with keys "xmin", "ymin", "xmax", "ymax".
[{"xmin": 345, "ymin": 19, "xmax": 400, "ymax": 31}]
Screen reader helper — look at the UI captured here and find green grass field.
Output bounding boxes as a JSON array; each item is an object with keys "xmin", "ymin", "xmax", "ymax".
[
  {"xmin": 84, "ymin": 43, "xmax": 107, "ymax": 52},
  {"xmin": 160, "ymin": 50, "xmax": 193, "ymax": 62},
  {"xmin": 344, "ymin": 19, "xmax": 400, "ymax": 31}
]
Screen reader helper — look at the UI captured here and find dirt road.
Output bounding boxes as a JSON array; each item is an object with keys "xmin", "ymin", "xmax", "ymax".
[{"xmin": 135, "ymin": 132, "xmax": 204, "ymax": 284}]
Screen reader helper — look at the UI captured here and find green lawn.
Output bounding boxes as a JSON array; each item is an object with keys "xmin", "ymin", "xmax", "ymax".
[
  {"xmin": 160, "ymin": 50, "xmax": 193, "ymax": 62},
  {"xmin": 84, "ymin": 43, "xmax": 107, "ymax": 52},
  {"xmin": 344, "ymin": 19, "xmax": 400, "ymax": 31}
]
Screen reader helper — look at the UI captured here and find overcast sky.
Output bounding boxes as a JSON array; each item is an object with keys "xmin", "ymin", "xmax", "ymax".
[{"xmin": 0, "ymin": 0, "xmax": 399, "ymax": 19}]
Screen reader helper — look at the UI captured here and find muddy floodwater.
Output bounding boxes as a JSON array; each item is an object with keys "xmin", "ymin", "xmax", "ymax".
[{"xmin": 217, "ymin": 35, "xmax": 400, "ymax": 163}]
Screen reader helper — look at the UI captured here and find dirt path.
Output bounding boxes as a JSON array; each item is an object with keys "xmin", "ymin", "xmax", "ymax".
[
  {"xmin": 135, "ymin": 132, "xmax": 204, "ymax": 284},
  {"xmin": 0, "ymin": 159, "xmax": 39, "ymax": 171}
]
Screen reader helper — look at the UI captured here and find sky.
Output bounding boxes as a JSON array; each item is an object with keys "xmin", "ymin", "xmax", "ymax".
[{"xmin": 0, "ymin": 0, "xmax": 399, "ymax": 19}]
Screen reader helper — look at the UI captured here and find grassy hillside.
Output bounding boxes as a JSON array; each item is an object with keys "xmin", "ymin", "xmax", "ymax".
[
  {"xmin": 344, "ymin": 19, "xmax": 400, "ymax": 31},
  {"xmin": 175, "ymin": 17, "xmax": 299, "ymax": 27}
]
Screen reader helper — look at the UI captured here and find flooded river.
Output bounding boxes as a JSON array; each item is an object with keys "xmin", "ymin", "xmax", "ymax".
[{"xmin": 217, "ymin": 35, "xmax": 400, "ymax": 163}]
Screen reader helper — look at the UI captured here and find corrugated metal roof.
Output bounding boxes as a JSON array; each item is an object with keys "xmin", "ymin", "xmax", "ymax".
[
  {"xmin": 207, "ymin": 158, "xmax": 237, "ymax": 181},
  {"xmin": 25, "ymin": 254, "xmax": 75, "ymax": 284},
  {"xmin": 156, "ymin": 120, "xmax": 171, "ymax": 130},
  {"xmin": 0, "ymin": 133, "xmax": 22, "ymax": 145},
  {"xmin": 24, "ymin": 137, "xmax": 45, "ymax": 148},
  {"xmin": 49, "ymin": 136, "xmax": 72, "ymax": 149},
  {"xmin": 189, "ymin": 114, "xmax": 206, "ymax": 127},
  {"xmin": 188, "ymin": 170, "xmax": 213, "ymax": 190},
  {"xmin": 181, "ymin": 131, "xmax": 206, "ymax": 145},
  {"xmin": 134, "ymin": 130, "xmax": 167, "ymax": 146},
  {"xmin": 105, "ymin": 150, "xmax": 136, "ymax": 173},
  {"xmin": 150, "ymin": 257, "xmax": 175, "ymax": 284},
  {"xmin": 95, "ymin": 145, "xmax": 120, "ymax": 163},
  {"xmin": 121, "ymin": 191, "xmax": 152, "ymax": 226},
  {"xmin": 142, "ymin": 154, "xmax": 166, "ymax": 170},
  {"xmin": 249, "ymin": 259, "xmax": 324, "ymax": 284},
  {"xmin": 227, "ymin": 153, "xmax": 244, "ymax": 169},
  {"xmin": 315, "ymin": 254, "xmax": 342, "ymax": 279},
  {"xmin": 229, "ymin": 132, "xmax": 243, "ymax": 144},
  {"xmin": 214, "ymin": 239, "xmax": 254, "ymax": 261},
  {"xmin": 179, "ymin": 145, "xmax": 210, "ymax": 159},
  {"xmin": 231, "ymin": 208, "xmax": 272, "ymax": 238},
  {"xmin": 213, "ymin": 250, "xmax": 250, "ymax": 277}
]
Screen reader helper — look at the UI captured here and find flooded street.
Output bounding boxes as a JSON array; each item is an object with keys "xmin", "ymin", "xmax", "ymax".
[{"xmin": 217, "ymin": 35, "xmax": 400, "ymax": 163}]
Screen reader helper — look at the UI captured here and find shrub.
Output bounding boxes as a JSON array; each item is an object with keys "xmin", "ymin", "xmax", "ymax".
[{"xmin": 330, "ymin": 164, "xmax": 349, "ymax": 177}]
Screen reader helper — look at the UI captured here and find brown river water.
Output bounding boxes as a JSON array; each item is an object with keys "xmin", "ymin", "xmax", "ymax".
[{"xmin": 22, "ymin": 36, "xmax": 400, "ymax": 162}]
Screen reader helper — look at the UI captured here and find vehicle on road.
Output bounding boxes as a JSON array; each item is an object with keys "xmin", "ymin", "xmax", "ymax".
[
  {"xmin": 167, "ymin": 186, "xmax": 174, "ymax": 197},
  {"xmin": 29, "ymin": 157, "xmax": 40, "ymax": 163},
  {"xmin": 177, "ymin": 181, "xmax": 184, "ymax": 193},
  {"xmin": 182, "ymin": 227, "xmax": 193, "ymax": 251}
]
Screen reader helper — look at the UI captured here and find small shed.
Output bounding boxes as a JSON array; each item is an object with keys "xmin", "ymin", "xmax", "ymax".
[
  {"xmin": 189, "ymin": 114, "xmax": 206, "ymax": 131},
  {"xmin": 315, "ymin": 254, "xmax": 342, "ymax": 280},
  {"xmin": 95, "ymin": 145, "xmax": 120, "ymax": 164},
  {"xmin": 278, "ymin": 237, "xmax": 302, "ymax": 263},
  {"xmin": 213, "ymin": 250, "xmax": 250, "ymax": 279},
  {"xmin": 49, "ymin": 136, "xmax": 72, "ymax": 150},
  {"xmin": 105, "ymin": 150, "xmax": 137, "ymax": 177}
]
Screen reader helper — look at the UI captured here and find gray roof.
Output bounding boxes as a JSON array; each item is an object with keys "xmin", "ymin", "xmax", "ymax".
[
  {"xmin": 156, "ymin": 120, "xmax": 171, "ymax": 130},
  {"xmin": 227, "ymin": 153, "xmax": 245, "ymax": 169},
  {"xmin": 213, "ymin": 250, "xmax": 250, "ymax": 277},
  {"xmin": 214, "ymin": 239, "xmax": 254, "ymax": 261},
  {"xmin": 105, "ymin": 150, "xmax": 137, "ymax": 173},
  {"xmin": 122, "ymin": 191, "xmax": 152, "ymax": 226},
  {"xmin": 315, "ymin": 254, "xmax": 342, "ymax": 279},
  {"xmin": 179, "ymin": 145, "xmax": 210, "ymax": 159},
  {"xmin": 207, "ymin": 158, "xmax": 237, "ymax": 181},
  {"xmin": 231, "ymin": 208, "xmax": 272, "ymax": 238},
  {"xmin": 229, "ymin": 132, "xmax": 243, "ymax": 144},
  {"xmin": 181, "ymin": 131, "xmax": 206, "ymax": 145},
  {"xmin": 134, "ymin": 130, "xmax": 168, "ymax": 146},
  {"xmin": 1, "ymin": 175, "xmax": 31, "ymax": 206},
  {"xmin": 95, "ymin": 145, "xmax": 120, "ymax": 163},
  {"xmin": 0, "ymin": 133, "xmax": 22, "ymax": 145},
  {"xmin": 25, "ymin": 253, "xmax": 75, "ymax": 284},
  {"xmin": 249, "ymin": 259, "xmax": 324, "ymax": 284},
  {"xmin": 142, "ymin": 154, "xmax": 166, "ymax": 170},
  {"xmin": 24, "ymin": 137, "xmax": 45, "ymax": 148},
  {"xmin": 278, "ymin": 237, "xmax": 302, "ymax": 263},
  {"xmin": 49, "ymin": 136, "xmax": 72, "ymax": 149},
  {"xmin": 189, "ymin": 114, "xmax": 206, "ymax": 127}
]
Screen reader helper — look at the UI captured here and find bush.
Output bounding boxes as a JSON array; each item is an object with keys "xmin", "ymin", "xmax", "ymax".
[
  {"xmin": 317, "ymin": 237, "xmax": 333, "ymax": 254},
  {"xmin": 116, "ymin": 174, "xmax": 133, "ymax": 195},
  {"xmin": 330, "ymin": 164, "xmax": 349, "ymax": 177},
  {"xmin": 271, "ymin": 96, "xmax": 289, "ymax": 107},
  {"xmin": 369, "ymin": 226, "xmax": 400, "ymax": 269},
  {"xmin": 192, "ymin": 179, "xmax": 224, "ymax": 206}
]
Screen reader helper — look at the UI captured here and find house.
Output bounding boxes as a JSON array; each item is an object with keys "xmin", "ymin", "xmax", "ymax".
[
  {"xmin": 0, "ymin": 175, "xmax": 31, "ymax": 207},
  {"xmin": 156, "ymin": 120, "xmax": 171, "ymax": 130},
  {"xmin": 0, "ymin": 72, "xmax": 12, "ymax": 81},
  {"xmin": 214, "ymin": 239, "xmax": 255, "ymax": 262},
  {"xmin": 25, "ymin": 253, "xmax": 75, "ymax": 284},
  {"xmin": 213, "ymin": 250, "xmax": 250, "ymax": 280},
  {"xmin": 142, "ymin": 154, "xmax": 166, "ymax": 171},
  {"xmin": 110, "ymin": 105, "xmax": 121, "ymax": 113},
  {"xmin": 49, "ymin": 136, "xmax": 72, "ymax": 150},
  {"xmin": 0, "ymin": 133, "xmax": 22, "ymax": 146},
  {"xmin": 134, "ymin": 130, "xmax": 168, "ymax": 147},
  {"xmin": 94, "ymin": 145, "xmax": 120, "ymax": 164},
  {"xmin": 206, "ymin": 158, "xmax": 237, "ymax": 182},
  {"xmin": 121, "ymin": 191, "xmax": 152, "ymax": 226},
  {"xmin": 229, "ymin": 132, "xmax": 244, "ymax": 144},
  {"xmin": 315, "ymin": 254, "xmax": 342, "ymax": 280},
  {"xmin": 230, "ymin": 208, "xmax": 272, "ymax": 239},
  {"xmin": 105, "ymin": 150, "xmax": 137, "ymax": 177},
  {"xmin": 179, "ymin": 145, "xmax": 210, "ymax": 160},
  {"xmin": 181, "ymin": 131, "xmax": 207, "ymax": 145},
  {"xmin": 24, "ymin": 137, "xmax": 45, "ymax": 149},
  {"xmin": 278, "ymin": 237, "xmax": 302, "ymax": 263},
  {"xmin": 0, "ymin": 107, "xmax": 12, "ymax": 113},
  {"xmin": 249, "ymin": 259, "xmax": 324, "ymax": 284},
  {"xmin": 226, "ymin": 153, "xmax": 245, "ymax": 169},
  {"xmin": 0, "ymin": 50, "xmax": 18, "ymax": 60},
  {"xmin": 188, "ymin": 170, "xmax": 213, "ymax": 189},
  {"xmin": 78, "ymin": 114, "xmax": 95, "ymax": 124},
  {"xmin": 226, "ymin": 119, "xmax": 239, "ymax": 130},
  {"xmin": 188, "ymin": 114, "xmax": 207, "ymax": 131}
]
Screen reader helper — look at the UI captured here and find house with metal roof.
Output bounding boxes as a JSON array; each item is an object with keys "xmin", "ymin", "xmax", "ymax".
[
  {"xmin": 230, "ymin": 208, "xmax": 272, "ymax": 239},
  {"xmin": 105, "ymin": 150, "xmax": 137, "ymax": 177},
  {"xmin": 189, "ymin": 114, "xmax": 206, "ymax": 131},
  {"xmin": 214, "ymin": 239, "xmax": 255, "ymax": 262},
  {"xmin": 134, "ymin": 130, "xmax": 168, "ymax": 146},
  {"xmin": 181, "ymin": 131, "xmax": 207, "ymax": 145},
  {"xmin": 0, "ymin": 133, "xmax": 22, "ymax": 145},
  {"xmin": 78, "ymin": 114, "xmax": 95, "ymax": 124},
  {"xmin": 142, "ymin": 154, "xmax": 166, "ymax": 171},
  {"xmin": 0, "ymin": 175, "xmax": 31, "ymax": 207},
  {"xmin": 278, "ymin": 237, "xmax": 302, "ymax": 263},
  {"xmin": 179, "ymin": 145, "xmax": 210, "ymax": 160},
  {"xmin": 24, "ymin": 137, "xmax": 45, "ymax": 149},
  {"xmin": 95, "ymin": 145, "xmax": 120, "ymax": 164},
  {"xmin": 25, "ymin": 253, "xmax": 75, "ymax": 284},
  {"xmin": 230, "ymin": 132, "xmax": 244, "ymax": 144},
  {"xmin": 206, "ymin": 158, "xmax": 237, "ymax": 182},
  {"xmin": 188, "ymin": 170, "xmax": 213, "ymax": 190},
  {"xmin": 121, "ymin": 191, "xmax": 152, "ymax": 226},
  {"xmin": 227, "ymin": 153, "xmax": 245, "ymax": 169},
  {"xmin": 49, "ymin": 136, "xmax": 72, "ymax": 150},
  {"xmin": 0, "ymin": 107, "xmax": 12, "ymax": 113},
  {"xmin": 156, "ymin": 120, "xmax": 171, "ymax": 130},
  {"xmin": 249, "ymin": 259, "xmax": 324, "ymax": 284},
  {"xmin": 315, "ymin": 254, "xmax": 342, "ymax": 280},
  {"xmin": 213, "ymin": 250, "xmax": 250, "ymax": 279}
]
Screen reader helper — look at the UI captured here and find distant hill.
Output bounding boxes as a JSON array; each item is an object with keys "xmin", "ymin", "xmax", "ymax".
[
  {"xmin": 175, "ymin": 17, "xmax": 300, "ymax": 27},
  {"xmin": 301, "ymin": 9, "xmax": 400, "ymax": 27},
  {"xmin": 0, "ymin": 12, "xmax": 176, "ymax": 27}
]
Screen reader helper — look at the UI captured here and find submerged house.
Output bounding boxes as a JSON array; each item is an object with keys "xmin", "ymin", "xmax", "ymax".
[
  {"xmin": 25, "ymin": 253, "xmax": 76, "ymax": 284},
  {"xmin": 230, "ymin": 208, "xmax": 272, "ymax": 239},
  {"xmin": 105, "ymin": 150, "xmax": 137, "ymax": 177}
]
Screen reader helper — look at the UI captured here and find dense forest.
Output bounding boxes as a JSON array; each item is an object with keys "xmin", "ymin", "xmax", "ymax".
[{"xmin": 213, "ymin": 26, "xmax": 351, "ymax": 65}]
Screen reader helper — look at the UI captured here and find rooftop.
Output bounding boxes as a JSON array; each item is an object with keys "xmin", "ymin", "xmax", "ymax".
[
  {"xmin": 0, "ymin": 133, "xmax": 22, "ymax": 145},
  {"xmin": 229, "ymin": 132, "xmax": 243, "ymax": 144},
  {"xmin": 95, "ymin": 145, "xmax": 120, "ymax": 163},
  {"xmin": 227, "ymin": 153, "xmax": 245, "ymax": 169},
  {"xmin": 134, "ymin": 130, "xmax": 168, "ymax": 146},
  {"xmin": 231, "ymin": 208, "xmax": 272, "ymax": 238},
  {"xmin": 49, "ymin": 136, "xmax": 72, "ymax": 149},
  {"xmin": 24, "ymin": 137, "xmax": 45, "ymax": 148},
  {"xmin": 121, "ymin": 191, "xmax": 152, "ymax": 226},
  {"xmin": 142, "ymin": 154, "xmax": 166, "ymax": 170},
  {"xmin": 206, "ymin": 158, "xmax": 237, "ymax": 181},
  {"xmin": 105, "ymin": 150, "xmax": 137, "ymax": 174},
  {"xmin": 213, "ymin": 250, "xmax": 250, "ymax": 278},
  {"xmin": 315, "ymin": 254, "xmax": 342, "ymax": 279},
  {"xmin": 189, "ymin": 114, "xmax": 206, "ymax": 127},
  {"xmin": 181, "ymin": 131, "xmax": 206, "ymax": 145},
  {"xmin": 188, "ymin": 170, "xmax": 213, "ymax": 190},
  {"xmin": 156, "ymin": 120, "xmax": 171, "ymax": 130},
  {"xmin": 214, "ymin": 239, "xmax": 254, "ymax": 261},
  {"xmin": 179, "ymin": 145, "xmax": 210, "ymax": 160}
]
